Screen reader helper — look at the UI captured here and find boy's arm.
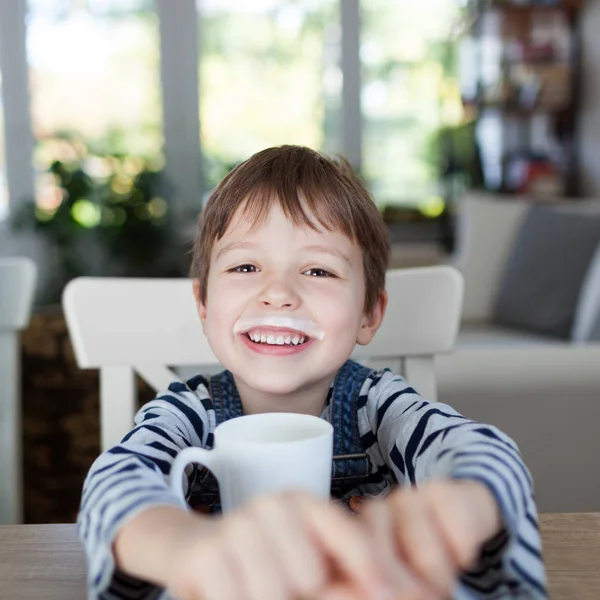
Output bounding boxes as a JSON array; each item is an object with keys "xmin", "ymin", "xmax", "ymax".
[
  {"xmin": 78, "ymin": 380, "xmax": 211, "ymax": 599},
  {"xmin": 361, "ymin": 370, "xmax": 547, "ymax": 598},
  {"xmin": 112, "ymin": 505, "xmax": 212, "ymax": 585}
]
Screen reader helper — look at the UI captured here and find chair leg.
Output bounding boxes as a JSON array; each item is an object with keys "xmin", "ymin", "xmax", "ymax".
[
  {"xmin": 0, "ymin": 334, "xmax": 22, "ymax": 524},
  {"xmin": 404, "ymin": 356, "xmax": 437, "ymax": 402},
  {"xmin": 100, "ymin": 366, "xmax": 136, "ymax": 452}
]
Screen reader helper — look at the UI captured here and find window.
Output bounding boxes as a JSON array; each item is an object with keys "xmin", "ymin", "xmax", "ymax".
[
  {"xmin": 0, "ymin": 0, "xmax": 467, "ymax": 227},
  {"xmin": 26, "ymin": 0, "xmax": 162, "ymax": 209},
  {"xmin": 198, "ymin": 0, "xmax": 340, "ymax": 187},
  {"xmin": 361, "ymin": 0, "xmax": 463, "ymax": 209}
]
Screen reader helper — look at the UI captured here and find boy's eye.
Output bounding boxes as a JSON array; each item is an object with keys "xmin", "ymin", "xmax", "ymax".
[
  {"xmin": 304, "ymin": 268, "xmax": 335, "ymax": 278},
  {"xmin": 229, "ymin": 264, "xmax": 258, "ymax": 273}
]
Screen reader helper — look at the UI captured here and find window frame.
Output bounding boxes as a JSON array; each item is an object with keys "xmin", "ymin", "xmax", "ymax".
[
  {"xmin": 0, "ymin": 0, "xmax": 452, "ymax": 236},
  {"xmin": 0, "ymin": 0, "xmax": 35, "ymax": 227}
]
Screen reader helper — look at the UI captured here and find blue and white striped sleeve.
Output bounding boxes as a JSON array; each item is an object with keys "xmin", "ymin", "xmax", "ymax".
[
  {"xmin": 77, "ymin": 378, "xmax": 213, "ymax": 599},
  {"xmin": 362, "ymin": 370, "xmax": 547, "ymax": 599}
]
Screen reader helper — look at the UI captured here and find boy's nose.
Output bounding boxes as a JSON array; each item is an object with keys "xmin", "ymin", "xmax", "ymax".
[{"xmin": 258, "ymin": 279, "xmax": 300, "ymax": 309}]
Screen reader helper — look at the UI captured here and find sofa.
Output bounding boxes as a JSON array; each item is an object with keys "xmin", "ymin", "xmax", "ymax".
[{"xmin": 435, "ymin": 193, "xmax": 600, "ymax": 513}]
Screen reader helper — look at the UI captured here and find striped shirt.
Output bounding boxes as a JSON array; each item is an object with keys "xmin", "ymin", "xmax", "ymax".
[{"xmin": 78, "ymin": 367, "xmax": 546, "ymax": 599}]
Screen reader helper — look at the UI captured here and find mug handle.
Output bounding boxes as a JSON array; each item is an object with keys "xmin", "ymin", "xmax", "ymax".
[{"xmin": 170, "ymin": 447, "xmax": 219, "ymax": 506}]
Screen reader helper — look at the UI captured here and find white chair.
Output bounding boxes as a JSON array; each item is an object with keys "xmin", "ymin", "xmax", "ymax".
[
  {"xmin": 0, "ymin": 257, "xmax": 37, "ymax": 524},
  {"xmin": 62, "ymin": 266, "xmax": 463, "ymax": 452}
]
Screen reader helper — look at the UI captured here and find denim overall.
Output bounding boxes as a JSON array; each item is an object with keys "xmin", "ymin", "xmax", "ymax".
[{"xmin": 187, "ymin": 360, "xmax": 374, "ymax": 513}]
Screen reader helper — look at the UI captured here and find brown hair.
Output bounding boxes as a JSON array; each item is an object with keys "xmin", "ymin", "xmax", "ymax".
[{"xmin": 190, "ymin": 145, "xmax": 390, "ymax": 314}]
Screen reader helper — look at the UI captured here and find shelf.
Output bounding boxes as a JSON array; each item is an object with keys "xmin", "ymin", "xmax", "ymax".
[
  {"xmin": 489, "ymin": 1, "xmax": 582, "ymax": 12},
  {"xmin": 463, "ymin": 0, "xmax": 582, "ymax": 197},
  {"xmin": 504, "ymin": 59, "xmax": 570, "ymax": 66},
  {"xmin": 462, "ymin": 100, "xmax": 569, "ymax": 115}
]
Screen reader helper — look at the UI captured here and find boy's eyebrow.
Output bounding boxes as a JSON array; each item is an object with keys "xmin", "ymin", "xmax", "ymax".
[
  {"xmin": 216, "ymin": 241, "xmax": 257, "ymax": 261},
  {"xmin": 302, "ymin": 244, "xmax": 352, "ymax": 266},
  {"xmin": 216, "ymin": 241, "xmax": 352, "ymax": 266}
]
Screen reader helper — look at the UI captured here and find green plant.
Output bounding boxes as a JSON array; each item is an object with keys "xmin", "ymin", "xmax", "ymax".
[
  {"xmin": 425, "ymin": 119, "xmax": 484, "ymax": 200},
  {"xmin": 12, "ymin": 137, "xmax": 186, "ymax": 304}
]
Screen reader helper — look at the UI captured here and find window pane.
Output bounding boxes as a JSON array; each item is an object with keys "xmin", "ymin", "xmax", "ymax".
[
  {"xmin": 0, "ymin": 58, "xmax": 8, "ymax": 220},
  {"xmin": 198, "ymin": 0, "xmax": 340, "ymax": 187},
  {"xmin": 26, "ymin": 0, "xmax": 162, "ymax": 207},
  {"xmin": 361, "ymin": 0, "xmax": 463, "ymax": 208}
]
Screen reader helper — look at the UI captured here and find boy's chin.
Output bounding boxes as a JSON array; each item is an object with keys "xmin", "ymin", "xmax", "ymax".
[
  {"xmin": 245, "ymin": 376, "xmax": 306, "ymax": 397},
  {"xmin": 241, "ymin": 371, "xmax": 326, "ymax": 398}
]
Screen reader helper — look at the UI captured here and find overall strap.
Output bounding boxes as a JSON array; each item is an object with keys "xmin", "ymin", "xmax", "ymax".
[
  {"xmin": 209, "ymin": 370, "xmax": 244, "ymax": 427},
  {"xmin": 188, "ymin": 369, "xmax": 243, "ymax": 514},
  {"xmin": 330, "ymin": 360, "xmax": 373, "ymax": 482},
  {"xmin": 190, "ymin": 364, "xmax": 374, "ymax": 513}
]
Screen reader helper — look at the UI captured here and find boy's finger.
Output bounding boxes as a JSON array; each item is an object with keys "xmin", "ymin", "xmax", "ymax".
[
  {"xmin": 389, "ymin": 490, "xmax": 456, "ymax": 596},
  {"xmin": 427, "ymin": 482, "xmax": 489, "ymax": 570},
  {"xmin": 189, "ymin": 549, "xmax": 240, "ymax": 600},
  {"xmin": 361, "ymin": 500, "xmax": 438, "ymax": 597},
  {"xmin": 309, "ymin": 579, "xmax": 438, "ymax": 600},
  {"xmin": 250, "ymin": 495, "xmax": 327, "ymax": 597},
  {"xmin": 290, "ymin": 493, "xmax": 396, "ymax": 600},
  {"xmin": 221, "ymin": 512, "xmax": 288, "ymax": 600},
  {"xmin": 310, "ymin": 581, "xmax": 365, "ymax": 600}
]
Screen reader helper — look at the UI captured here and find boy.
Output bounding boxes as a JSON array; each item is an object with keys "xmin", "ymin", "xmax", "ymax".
[{"xmin": 78, "ymin": 145, "xmax": 546, "ymax": 600}]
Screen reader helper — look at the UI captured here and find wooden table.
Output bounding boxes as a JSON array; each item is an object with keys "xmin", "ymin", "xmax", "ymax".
[
  {"xmin": 540, "ymin": 513, "xmax": 600, "ymax": 599},
  {"xmin": 1, "ymin": 514, "xmax": 599, "ymax": 599},
  {"xmin": 0, "ymin": 523, "xmax": 85, "ymax": 599}
]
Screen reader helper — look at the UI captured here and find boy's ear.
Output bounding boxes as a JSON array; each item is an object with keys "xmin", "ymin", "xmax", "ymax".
[
  {"xmin": 192, "ymin": 278, "xmax": 207, "ymax": 330},
  {"xmin": 356, "ymin": 290, "xmax": 387, "ymax": 345}
]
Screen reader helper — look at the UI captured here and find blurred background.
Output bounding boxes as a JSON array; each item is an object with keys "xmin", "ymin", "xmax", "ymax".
[{"xmin": 1, "ymin": 0, "xmax": 599, "ymax": 523}]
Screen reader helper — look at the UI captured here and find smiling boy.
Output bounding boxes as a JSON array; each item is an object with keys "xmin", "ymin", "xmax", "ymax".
[{"xmin": 78, "ymin": 145, "xmax": 546, "ymax": 600}]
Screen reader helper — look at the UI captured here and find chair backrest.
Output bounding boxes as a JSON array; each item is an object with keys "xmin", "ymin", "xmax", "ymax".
[
  {"xmin": 63, "ymin": 266, "xmax": 463, "ymax": 451},
  {"xmin": 0, "ymin": 257, "xmax": 37, "ymax": 524},
  {"xmin": 0, "ymin": 257, "xmax": 37, "ymax": 330}
]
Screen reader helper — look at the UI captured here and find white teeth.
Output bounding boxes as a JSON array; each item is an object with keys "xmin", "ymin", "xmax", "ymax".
[{"xmin": 247, "ymin": 332, "xmax": 309, "ymax": 345}]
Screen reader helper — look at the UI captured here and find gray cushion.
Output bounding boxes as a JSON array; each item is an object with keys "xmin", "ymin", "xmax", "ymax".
[{"xmin": 492, "ymin": 205, "xmax": 600, "ymax": 338}]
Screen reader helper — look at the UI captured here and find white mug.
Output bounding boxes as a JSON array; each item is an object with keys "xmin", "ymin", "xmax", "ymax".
[{"xmin": 170, "ymin": 412, "xmax": 334, "ymax": 513}]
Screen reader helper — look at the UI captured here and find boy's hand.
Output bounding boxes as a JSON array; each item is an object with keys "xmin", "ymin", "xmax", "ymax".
[
  {"xmin": 354, "ymin": 480, "xmax": 503, "ymax": 599},
  {"xmin": 163, "ymin": 491, "xmax": 402, "ymax": 600}
]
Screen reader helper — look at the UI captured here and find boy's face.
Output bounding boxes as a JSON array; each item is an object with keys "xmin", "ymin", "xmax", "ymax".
[{"xmin": 194, "ymin": 201, "xmax": 386, "ymax": 399}]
